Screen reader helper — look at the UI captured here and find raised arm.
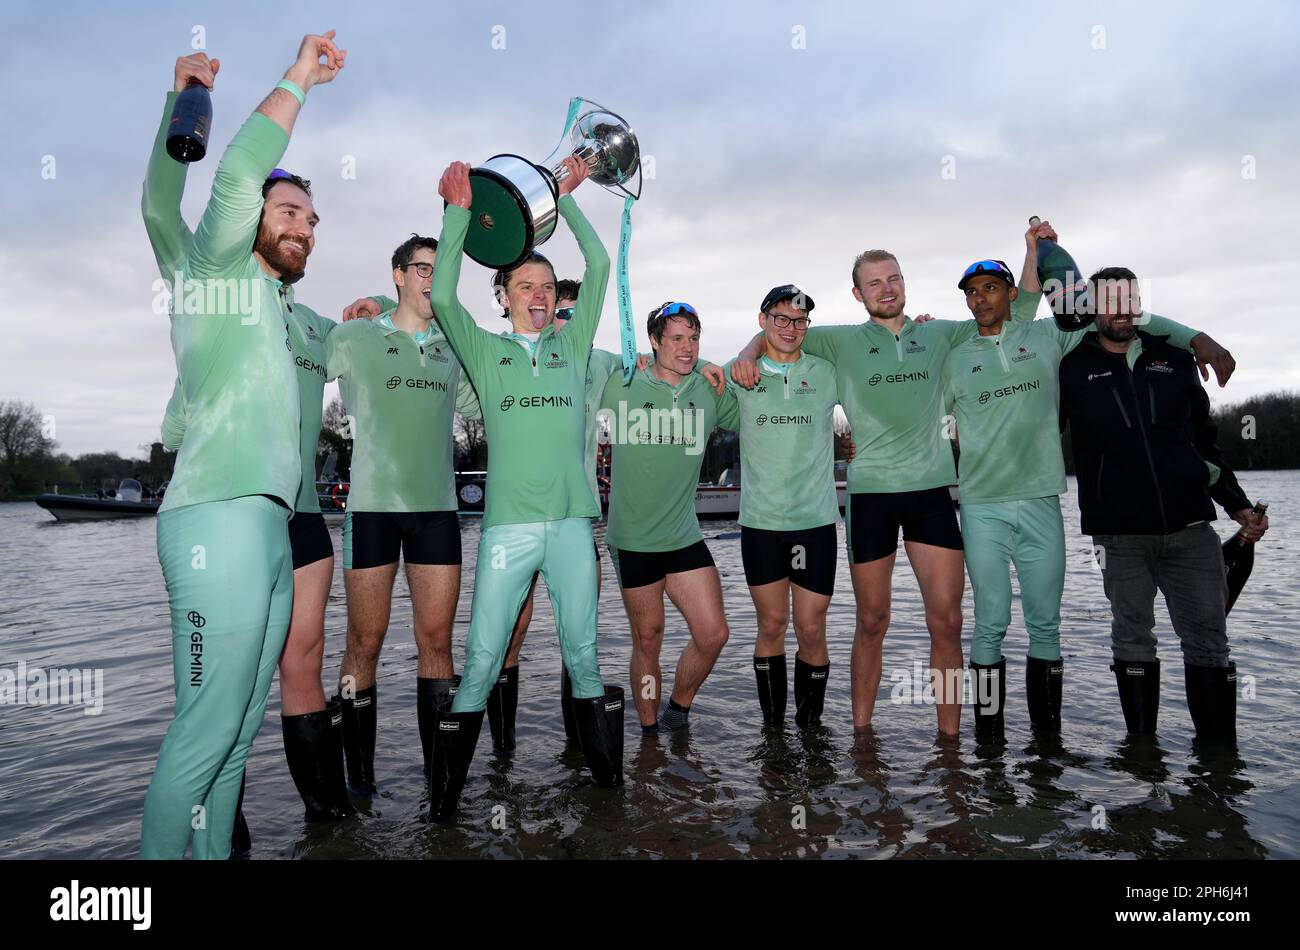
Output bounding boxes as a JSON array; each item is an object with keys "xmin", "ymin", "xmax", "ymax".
[
  {"xmin": 556, "ymin": 165, "xmax": 610, "ymax": 350},
  {"xmin": 430, "ymin": 162, "xmax": 493, "ymax": 370},
  {"xmin": 187, "ymin": 32, "xmax": 345, "ymax": 280}
]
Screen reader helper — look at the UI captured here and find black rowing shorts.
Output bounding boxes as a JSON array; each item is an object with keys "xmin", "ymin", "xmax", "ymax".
[
  {"xmin": 288, "ymin": 511, "xmax": 334, "ymax": 570},
  {"xmin": 740, "ymin": 523, "xmax": 837, "ymax": 596},
  {"xmin": 846, "ymin": 487, "xmax": 962, "ymax": 564},
  {"xmin": 343, "ymin": 510, "xmax": 461, "ymax": 570},
  {"xmin": 610, "ymin": 540, "xmax": 715, "ymax": 589}
]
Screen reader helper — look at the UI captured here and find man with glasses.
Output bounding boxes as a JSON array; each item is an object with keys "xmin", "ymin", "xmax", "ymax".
[
  {"xmin": 321, "ymin": 235, "xmax": 481, "ymax": 797},
  {"xmin": 599, "ymin": 302, "xmax": 741, "ymax": 732},
  {"xmin": 944, "ymin": 230, "xmax": 1228, "ymax": 742},
  {"xmin": 718, "ymin": 285, "xmax": 841, "ymax": 728}
]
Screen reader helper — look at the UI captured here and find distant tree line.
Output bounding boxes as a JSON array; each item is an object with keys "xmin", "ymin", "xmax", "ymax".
[{"xmin": 9, "ymin": 390, "xmax": 1291, "ymax": 501}]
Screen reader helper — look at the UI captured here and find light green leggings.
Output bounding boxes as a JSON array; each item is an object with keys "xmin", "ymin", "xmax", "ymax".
[
  {"xmin": 140, "ymin": 495, "xmax": 292, "ymax": 859},
  {"xmin": 959, "ymin": 496, "xmax": 1065, "ymax": 665},
  {"xmin": 452, "ymin": 518, "xmax": 603, "ymax": 711}
]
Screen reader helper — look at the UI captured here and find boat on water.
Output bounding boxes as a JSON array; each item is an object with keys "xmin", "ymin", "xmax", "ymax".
[
  {"xmin": 35, "ymin": 479, "xmax": 162, "ymax": 521},
  {"xmin": 695, "ymin": 464, "xmax": 850, "ymax": 520}
]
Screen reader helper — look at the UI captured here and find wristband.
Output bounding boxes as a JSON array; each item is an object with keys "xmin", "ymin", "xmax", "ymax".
[{"xmin": 275, "ymin": 79, "xmax": 306, "ymax": 106}]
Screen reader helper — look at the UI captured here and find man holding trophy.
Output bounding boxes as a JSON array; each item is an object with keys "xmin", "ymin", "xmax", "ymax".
[{"xmin": 426, "ymin": 158, "xmax": 622, "ymax": 819}]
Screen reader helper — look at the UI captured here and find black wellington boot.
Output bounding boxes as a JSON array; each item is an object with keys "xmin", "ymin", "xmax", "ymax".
[
  {"xmin": 793, "ymin": 655, "xmax": 829, "ymax": 727},
  {"xmin": 487, "ymin": 664, "xmax": 519, "ymax": 753},
  {"xmin": 230, "ymin": 772, "xmax": 251, "ymax": 859},
  {"xmin": 574, "ymin": 685, "xmax": 625, "ymax": 787},
  {"xmin": 428, "ymin": 704, "xmax": 485, "ymax": 821},
  {"xmin": 282, "ymin": 700, "xmax": 357, "ymax": 820},
  {"xmin": 338, "ymin": 684, "xmax": 378, "ymax": 795},
  {"xmin": 753, "ymin": 654, "xmax": 788, "ymax": 727},
  {"xmin": 1025, "ymin": 656, "xmax": 1063, "ymax": 736},
  {"xmin": 1184, "ymin": 662, "xmax": 1237, "ymax": 742},
  {"xmin": 560, "ymin": 665, "xmax": 580, "ymax": 745},
  {"xmin": 970, "ymin": 658, "xmax": 1006, "ymax": 743},
  {"xmin": 1111, "ymin": 659, "xmax": 1160, "ymax": 736},
  {"xmin": 417, "ymin": 676, "xmax": 461, "ymax": 782}
]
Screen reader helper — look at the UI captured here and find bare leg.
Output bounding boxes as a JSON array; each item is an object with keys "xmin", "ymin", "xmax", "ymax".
[
  {"xmin": 790, "ymin": 582, "xmax": 831, "ymax": 667},
  {"xmin": 748, "ymin": 579, "xmax": 791, "ymax": 657},
  {"xmin": 405, "ymin": 563, "xmax": 460, "ymax": 679},
  {"xmin": 849, "ymin": 553, "xmax": 895, "ymax": 730},
  {"xmin": 339, "ymin": 562, "xmax": 398, "ymax": 692},
  {"xmin": 663, "ymin": 566, "xmax": 730, "ymax": 708},
  {"xmin": 620, "ymin": 579, "xmax": 667, "ymax": 726},
  {"xmin": 279, "ymin": 556, "xmax": 332, "ymax": 716},
  {"xmin": 905, "ymin": 541, "xmax": 965, "ymax": 736}
]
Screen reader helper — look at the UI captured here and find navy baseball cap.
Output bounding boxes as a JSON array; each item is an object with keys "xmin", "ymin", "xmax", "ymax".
[{"xmin": 760, "ymin": 284, "xmax": 815, "ymax": 313}]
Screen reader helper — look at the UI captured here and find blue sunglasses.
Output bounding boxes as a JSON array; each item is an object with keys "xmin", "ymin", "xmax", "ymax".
[
  {"xmin": 267, "ymin": 167, "xmax": 311, "ymax": 189},
  {"xmin": 959, "ymin": 259, "xmax": 1013, "ymax": 288},
  {"xmin": 659, "ymin": 301, "xmax": 698, "ymax": 318}
]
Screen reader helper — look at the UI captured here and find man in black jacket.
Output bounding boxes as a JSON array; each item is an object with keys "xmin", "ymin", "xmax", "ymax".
[{"xmin": 1059, "ymin": 267, "xmax": 1268, "ymax": 741}]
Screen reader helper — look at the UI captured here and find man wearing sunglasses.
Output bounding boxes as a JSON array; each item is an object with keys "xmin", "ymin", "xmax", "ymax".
[
  {"xmin": 598, "ymin": 302, "xmax": 741, "ymax": 732},
  {"xmin": 146, "ymin": 51, "xmax": 356, "ymax": 855},
  {"xmin": 717, "ymin": 285, "xmax": 841, "ymax": 728},
  {"xmin": 140, "ymin": 30, "xmax": 347, "ymax": 860},
  {"xmin": 945, "ymin": 227, "xmax": 1229, "ymax": 742},
  {"xmin": 318, "ymin": 235, "xmax": 482, "ymax": 797}
]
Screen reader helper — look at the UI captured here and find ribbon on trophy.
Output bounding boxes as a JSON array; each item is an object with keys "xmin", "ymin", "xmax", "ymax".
[
  {"xmin": 616, "ymin": 193, "xmax": 637, "ymax": 382},
  {"xmin": 559, "ymin": 97, "xmax": 638, "ymax": 383}
]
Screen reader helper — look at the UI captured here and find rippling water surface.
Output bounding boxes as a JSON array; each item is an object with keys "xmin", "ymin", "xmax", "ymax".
[{"xmin": 2, "ymin": 474, "xmax": 1297, "ymax": 859}]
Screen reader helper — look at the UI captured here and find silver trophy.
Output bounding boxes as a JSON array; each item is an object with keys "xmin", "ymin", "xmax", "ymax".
[{"xmin": 461, "ymin": 98, "xmax": 641, "ymax": 268}]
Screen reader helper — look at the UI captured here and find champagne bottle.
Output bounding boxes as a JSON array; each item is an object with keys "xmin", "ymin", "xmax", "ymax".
[
  {"xmin": 166, "ymin": 80, "xmax": 213, "ymax": 164},
  {"xmin": 1028, "ymin": 215, "xmax": 1092, "ymax": 331},
  {"xmin": 1223, "ymin": 500, "xmax": 1267, "ymax": 615}
]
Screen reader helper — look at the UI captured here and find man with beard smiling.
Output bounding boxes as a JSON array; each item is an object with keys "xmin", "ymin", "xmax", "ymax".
[
  {"xmin": 147, "ymin": 52, "xmax": 354, "ymax": 857},
  {"xmin": 140, "ymin": 30, "xmax": 347, "ymax": 859},
  {"xmin": 1059, "ymin": 268, "xmax": 1266, "ymax": 742}
]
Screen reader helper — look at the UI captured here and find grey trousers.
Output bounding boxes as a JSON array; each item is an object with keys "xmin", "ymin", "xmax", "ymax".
[{"xmin": 1092, "ymin": 523, "xmax": 1230, "ymax": 667}]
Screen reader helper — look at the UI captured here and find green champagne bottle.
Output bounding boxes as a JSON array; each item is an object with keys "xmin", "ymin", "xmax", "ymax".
[{"xmin": 1029, "ymin": 216, "xmax": 1092, "ymax": 330}]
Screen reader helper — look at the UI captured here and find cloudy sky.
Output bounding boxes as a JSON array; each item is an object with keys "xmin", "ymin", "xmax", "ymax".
[{"xmin": 2, "ymin": 0, "xmax": 1297, "ymax": 457}]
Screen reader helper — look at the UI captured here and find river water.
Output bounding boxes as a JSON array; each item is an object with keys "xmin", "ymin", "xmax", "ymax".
[{"xmin": 2, "ymin": 473, "xmax": 1297, "ymax": 859}]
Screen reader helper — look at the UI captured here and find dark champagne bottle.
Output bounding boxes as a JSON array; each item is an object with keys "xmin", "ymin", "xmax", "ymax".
[
  {"xmin": 1028, "ymin": 215, "xmax": 1092, "ymax": 331},
  {"xmin": 1223, "ymin": 500, "xmax": 1267, "ymax": 615},
  {"xmin": 166, "ymin": 80, "xmax": 213, "ymax": 163}
]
